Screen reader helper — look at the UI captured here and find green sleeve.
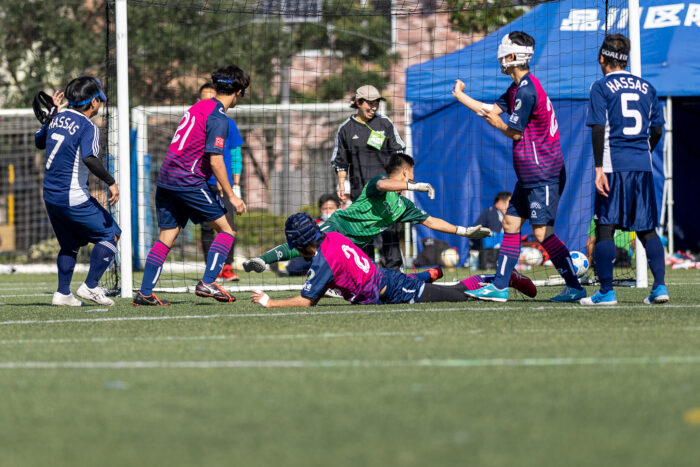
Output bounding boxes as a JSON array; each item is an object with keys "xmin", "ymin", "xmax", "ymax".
[
  {"xmin": 587, "ymin": 219, "xmax": 596, "ymax": 237},
  {"xmin": 397, "ymin": 196, "xmax": 430, "ymax": 224},
  {"xmin": 365, "ymin": 174, "xmax": 388, "ymax": 198}
]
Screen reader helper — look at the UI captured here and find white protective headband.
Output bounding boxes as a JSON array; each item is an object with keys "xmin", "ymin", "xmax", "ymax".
[{"xmin": 497, "ymin": 34, "xmax": 534, "ymax": 70}]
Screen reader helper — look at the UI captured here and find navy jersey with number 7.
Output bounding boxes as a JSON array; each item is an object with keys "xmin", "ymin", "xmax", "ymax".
[
  {"xmin": 35, "ymin": 109, "xmax": 101, "ymax": 207},
  {"xmin": 586, "ymin": 70, "xmax": 664, "ymax": 173}
]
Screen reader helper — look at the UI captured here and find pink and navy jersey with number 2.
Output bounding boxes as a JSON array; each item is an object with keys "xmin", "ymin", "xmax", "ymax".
[
  {"xmin": 495, "ymin": 72, "xmax": 565, "ymax": 188},
  {"xmin": 301, "ymin": 231, "xmax": 383, "ymax": 304},
  {"xmin": 156, "ymin": 98, "xmax": 229, "ymax": 191}
]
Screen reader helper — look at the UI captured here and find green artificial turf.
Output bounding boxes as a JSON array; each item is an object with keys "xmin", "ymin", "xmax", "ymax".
[{"xmin": 0, "ymin": 269, "xmax": 699, "ymax": 466}]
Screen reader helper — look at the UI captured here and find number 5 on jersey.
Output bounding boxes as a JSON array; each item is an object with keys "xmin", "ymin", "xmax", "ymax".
[{"xmin": 621, "ymin": 93, "xmax": 642, "ymax": 135}]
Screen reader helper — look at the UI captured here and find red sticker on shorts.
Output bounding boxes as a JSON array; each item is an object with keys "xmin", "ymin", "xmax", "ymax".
[{"xmin": 214, "ymin": 137, "xmax": 225, "ymax": 149}]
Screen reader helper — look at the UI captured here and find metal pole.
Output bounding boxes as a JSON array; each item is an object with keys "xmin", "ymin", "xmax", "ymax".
[
  {"xmin": 116, "ymin": 0, "xmax": 133, "ymax": 297},
  {"xmin": 132, "ymin": 106, "xmax": 148, "ymax": 266},
  {"xmin": 280, "ymin": 25, "xmax": 291, "ymax": 215},
  {"xmin": 628, "ymin": 0, "xmax": 648, "ymax": 288},
  {"xmin": 665, "ymin": 97, "xmax": 674, "ymax": 253},
  {"xmin": 391, "ymin": 0, "xmax": 397, "ymax": 54},
  {"xmin": 404, "ymin": 102, "xmax": 418, "ymax": 261}
]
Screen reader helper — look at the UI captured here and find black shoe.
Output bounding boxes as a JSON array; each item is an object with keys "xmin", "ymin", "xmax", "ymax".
[
  {"xmin": 195, "ymin": 281, "xmax": 236, "ymax": 303},
  {"xmin": 243, "ymin": 258, "xmax": 266, "ymax": 273},
  {"xmin": 133, "ymin": 291, "xmax": 170, "ymax": 306}
]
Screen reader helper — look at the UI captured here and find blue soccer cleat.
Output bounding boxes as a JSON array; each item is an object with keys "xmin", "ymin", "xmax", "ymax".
[
  {"xmin": 580, "ymin": 290, "xmax": 618, "ymax": 306},
  {"xmin": 643, "ymin": 285, "xmax": 670, "ymax": 305},
  {"xmin": 550, "ymin": 286, "xmax": 587, "ymax": 302},
  {"xmin": 465, "ymin": 283, "xmax": 509, "ymax": 302}
]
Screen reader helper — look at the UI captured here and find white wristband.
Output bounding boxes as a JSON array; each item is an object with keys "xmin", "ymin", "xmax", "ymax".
[
  {"xmin": 253, "ymin": 289, "xmax": 270, "ymax": 307},
  {"xmin": 456, "ymin": 226, "xmax": 467, "ymax": 236}
]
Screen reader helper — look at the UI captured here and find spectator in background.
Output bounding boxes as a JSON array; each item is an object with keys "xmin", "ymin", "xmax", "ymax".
[
  {"xmin": 277, "ymin": 193, "xmax": 342, "ymax": 276},
  {"xmin": 330, "ymin": 84, "xmax": 406, "ymax": 270},
  {"xmin": 319, "ymin": 193, "xmax": 341, "ymax": 222},
  {"xmin": 198, "ymin": 83, "xmax": 245, "ymax": 282},
  {"xmin": 471, "ymin": 191, "xmax": 511, "ymax": 269}
]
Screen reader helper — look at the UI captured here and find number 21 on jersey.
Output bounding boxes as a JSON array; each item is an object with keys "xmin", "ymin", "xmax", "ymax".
[{"xmin": 171, "ymin": 111, "xmax": 196, "ymax": 151}]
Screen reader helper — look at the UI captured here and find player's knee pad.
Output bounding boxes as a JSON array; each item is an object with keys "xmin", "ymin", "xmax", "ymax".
[
  {"xmin": 637, "ymin": 229, "xmax": 658, "ymax": 246},
  {"xmin": 595, "ymin": 224, "xmax": 615, "ymax": 242}
]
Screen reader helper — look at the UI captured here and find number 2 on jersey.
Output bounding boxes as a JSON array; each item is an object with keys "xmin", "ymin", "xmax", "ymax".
[
  {"xmin": 45, "ymin": 133, "xmax": 65, "ymax": 169},
  {"xmin": 545, "ymin": 97, "xmax": 559, "ymax": 137},
  {"xmin": 341, "ymin": 244, "xmax": 371, "ymax": 274},
  {"xmin": 171, "ymin": 111, "xmax": 196, "ymax": 151},
  {"xmin": 621, "ymin": 93, "xmax": 643, "ymax": 135}
]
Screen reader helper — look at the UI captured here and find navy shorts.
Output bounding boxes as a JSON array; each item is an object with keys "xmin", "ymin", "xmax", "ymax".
[
  {"xmin": 378, "ymin": 268, "xmax": 425, "ymax": 304},
  {"xmin": 45, "ymin": 198, "xmax": 121, "ymax": 251},
  {"xmin": 156, "ymin": 186, "xmax": 227, "ymax": 228},
  {"xmin": 507, "ymin": 181, "xmax": 563, "ymax": 226},
  {"xmin": 595, "ymin": 171, "xmax": 658, "ymax": 231}
]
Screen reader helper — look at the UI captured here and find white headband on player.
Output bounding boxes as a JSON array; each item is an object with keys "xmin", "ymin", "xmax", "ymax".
[{"xmin": 497, "ymin": 34, "xmax": 534, "ymax": 70}]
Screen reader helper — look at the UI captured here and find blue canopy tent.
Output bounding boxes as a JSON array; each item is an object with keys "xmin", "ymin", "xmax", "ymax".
[{"xmin": 405, "ymin": 0, "xmax": 700, "ymax": 262}]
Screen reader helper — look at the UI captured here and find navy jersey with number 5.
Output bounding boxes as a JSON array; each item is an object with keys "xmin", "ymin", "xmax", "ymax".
[
  {"xmin": 586, "ymin": 70, "xmax": 664, "ymax": 172},
  {"xmin": 35, "ymin": 109, "xmax": 101, "ymax": 207}
]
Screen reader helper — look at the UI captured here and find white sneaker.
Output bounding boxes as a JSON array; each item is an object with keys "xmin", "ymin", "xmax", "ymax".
[
  {"xmin": 52, "ymin": 292, "xmax": 83, "ymax": 307},
  {"xmin": 76, "ymin": 283, "xmax": 115, "ymax": 306}
]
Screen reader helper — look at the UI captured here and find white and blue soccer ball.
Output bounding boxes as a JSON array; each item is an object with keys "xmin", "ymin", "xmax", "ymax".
[
  {"xmin": 570, "ymin": 251, "xmax": 589, "ymax": 277},
  {"xmin": 440, "ymin": 248, "xmax": 460, "ymax": 268}
]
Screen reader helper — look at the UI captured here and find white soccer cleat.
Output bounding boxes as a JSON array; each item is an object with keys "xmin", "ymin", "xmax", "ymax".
[
  {"xmin": 76, "ymin": 283, "xmax": 115, "ymax": 306},
  {"xmin": 52, "ymin": 292, "xmax": 83, "ymax": 307}
]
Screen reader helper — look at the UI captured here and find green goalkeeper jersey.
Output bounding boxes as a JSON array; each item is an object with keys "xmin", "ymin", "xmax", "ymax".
[{"xmin": 321, "ymin": 174, "xmax": 429, "ymax": 247}]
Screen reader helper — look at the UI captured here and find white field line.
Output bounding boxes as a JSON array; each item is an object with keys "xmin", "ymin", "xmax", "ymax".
[
  {"xmin": 3, "ymin": 324, "xmax": 700, "ymax": 347},
  {"xmin": 2, "ymin": 356, "xmax": 700, "ymax": 370},
  {"xmin": 2, "ymin": 304, "xmax": 700, "ymax": 327},
  {"xmin": 0, "ymin": 283, "xmax": 55, "ymax": 289},
  {"xmin": 0, "ymin": 293, "xmax": 52, "ymax": 298},
  {"xmin": 0, "ymin": 330, "xmax": 443, "ymax": 346}
]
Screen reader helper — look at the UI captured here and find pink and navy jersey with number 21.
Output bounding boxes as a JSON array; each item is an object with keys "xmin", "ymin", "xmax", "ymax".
[
  {"xmin": 156, "ymin": 98, "xmax": 229, "ymax": 191},
  {"xmin": 301, "ymin": 232, "xmax": 383, "ymax": 304},
  {"xmin": 495, "ymin": 72, "xmax": 565, "ymax": 188}
]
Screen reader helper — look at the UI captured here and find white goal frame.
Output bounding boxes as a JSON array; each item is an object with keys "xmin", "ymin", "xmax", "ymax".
[{"xmin": 114, "ymin": 0, "xmax": 667, "ymax": 295}]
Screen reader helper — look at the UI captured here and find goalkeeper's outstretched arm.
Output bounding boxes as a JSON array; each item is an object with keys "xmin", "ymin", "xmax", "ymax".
[
  {"xmin": 376, "ymin": 178, "xmax": 435, "ymax": 199},
  {"xmin": 421, "ymin": 216, "xmax": 491, "ymax": 239}
]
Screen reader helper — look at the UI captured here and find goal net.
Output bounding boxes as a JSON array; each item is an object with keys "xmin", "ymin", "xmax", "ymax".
[
  {"xmin": 0, "ymin": 108, "xmax": 119, "ymax": 288},
  {"xmin": 101, "ymin": 0, "xmax": 650, "ymax": 293}
]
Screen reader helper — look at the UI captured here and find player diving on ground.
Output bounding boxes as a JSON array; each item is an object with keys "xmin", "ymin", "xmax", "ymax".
[
  {"xmin": 250, "ymin": 213, "xmax": 536, "ymax": 308},
  {"xmin": 243, "ymin": 154, "xmax": 492, "ymax": 273}
]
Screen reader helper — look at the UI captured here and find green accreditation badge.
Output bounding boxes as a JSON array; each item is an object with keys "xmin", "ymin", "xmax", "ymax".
[{"xmin": 366, "ymin": 129, "xmax": 386, "ymax": 150}]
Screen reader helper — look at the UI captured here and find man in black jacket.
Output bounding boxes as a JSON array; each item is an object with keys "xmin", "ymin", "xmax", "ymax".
[{"xmin": 330, "ymin": 85, "xmax": 406, "ymax": 269}]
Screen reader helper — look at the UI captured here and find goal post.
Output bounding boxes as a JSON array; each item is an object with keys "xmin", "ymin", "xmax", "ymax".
[{"xmin": 115, "ymin": 0, "xmax": 133, "ymax": 298}]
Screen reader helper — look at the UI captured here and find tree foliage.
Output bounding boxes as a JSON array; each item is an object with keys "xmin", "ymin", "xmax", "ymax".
[
  {"xmin": 445, "ymin": 0, "xmax": 532, "ymax": 34},
  {"xmin": 0, "ymin": 0, "xmax": 397, "ymax": 107},
  {"xmin": 0, "ymin": 0, "xmax": 105, "ymax": 107}
]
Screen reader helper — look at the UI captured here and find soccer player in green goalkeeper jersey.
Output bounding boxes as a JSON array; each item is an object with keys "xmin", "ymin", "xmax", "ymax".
[{"xmin": 243, "ymin": 154, "xmax": 492, "ymax": 273}]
